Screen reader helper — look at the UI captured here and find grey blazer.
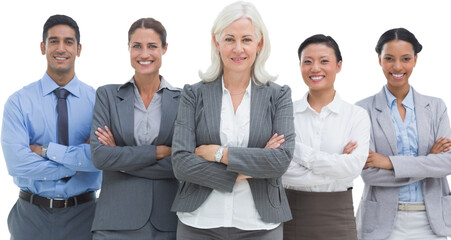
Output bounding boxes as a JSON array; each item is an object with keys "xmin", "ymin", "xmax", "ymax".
[
  {"xmin": 171, "ymin": 78, "xmax": 295, "ymax": 224},
  {"xmin": 356, "ymin": 87, "xmax": 451, "ymax": 239},
  {"xmin": 90, "ymin": 82, "xmax": 180, "ymax": 231}
]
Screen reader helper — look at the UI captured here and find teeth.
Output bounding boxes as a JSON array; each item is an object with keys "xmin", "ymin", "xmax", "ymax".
[
  {"xmin": 232, "ymin": 58, "xmax": 245, "ymax": 61},
  {"xmin": 310, "ymin": 76, "xmax": 324, "ymax": 80},
  {"xmin": 139, "ymin": 61, "xmax": 152, "ymax": 64},
  {"xmin": 55, "ymin": 57, "xmax": 66, "ymax": 60},
  {"xmin": 392, "ymin": 73, "xmax": 404, "ymax": 78}
]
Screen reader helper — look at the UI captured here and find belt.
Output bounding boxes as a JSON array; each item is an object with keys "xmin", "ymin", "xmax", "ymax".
[
  {"xmin": 19, "ymin": 190, "xmax": 95, "ymax": 208},
  {"xmin": 398, "ymin": 203, "xmax": 426, "ymax": 211}
]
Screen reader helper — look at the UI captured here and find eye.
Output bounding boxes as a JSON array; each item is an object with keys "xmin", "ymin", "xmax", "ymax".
[
  {"xmin": 402, "ymin": 57, "xmax": 411, "ymax": 62},
  {"xmin": 225, "ymin": 38, "xmax": 234, "ymax": 42},
  {"xmin": 321, "ymin": 59, "xmax": 330, "ymax": 64},
  {"xmin": 132, "ymin": 44, "xmax": 141, "ymax": 49},
  {"xmin": 65, "ymin": 40, "xmax": 74, "ymax": 45},
  {"xmin": 384, "ymin": 57, "xmax": 393, "ymax": 61},
  {"xmin": 49, "ymin": 40, "xmax": 58, "ymax": 44},
  {"xmin": 243, "ymin": 38, "xmax": 252, "ymax": 43},
  {"xmin": 303, "ymin": 60, "xmax": 312, "ymax": 64},
  {"xmin": 149, "ymin": 44, "xmax": 158, "ymax": 49}
]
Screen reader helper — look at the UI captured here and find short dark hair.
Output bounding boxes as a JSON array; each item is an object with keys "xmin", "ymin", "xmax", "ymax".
[
  {"xmin": 298, "ymin": 34, "xmax": 342, "ymax": 63},
  {"xmin": 43, "ymin": 14, "xmax": 80, "ymax": 45},
  {"xmin": 128, "ymin": 18, "xmax": 167, "ymax": 47},
  {"xmin": 375, "ymin": 28, "xmax": 422, "ymax": 55}
]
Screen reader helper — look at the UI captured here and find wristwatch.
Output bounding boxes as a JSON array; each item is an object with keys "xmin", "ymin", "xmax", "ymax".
[
  {"xmin": 41, "ymin": 145, "xmax": 48, "ymax": 159},
  {"xmin": 214, "ymin": 146, "xmax": 225, "ymax": 163}
]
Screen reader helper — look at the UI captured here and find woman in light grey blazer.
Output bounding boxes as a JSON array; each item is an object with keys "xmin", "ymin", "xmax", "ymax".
[
  {"xmin": 356, "ymin": 28, "xmax": 451, "ymax": 239},
  {"xmin": 171, "ymin": 1, "xmax": 295, "ymax": 240},
  {"xmin": 90, "ymin": 18, "xmax": 179, "ymax": 239}
]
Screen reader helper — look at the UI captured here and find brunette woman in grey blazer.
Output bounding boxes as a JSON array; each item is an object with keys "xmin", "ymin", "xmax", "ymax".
[
  {"xmin": 171, "ymin": 1, "xmax": 295, "ymax": 239},
  {"xmin": 90, "ymin": 18, "xmax": 179, "ymax": 239},
  {"xmin": 356, "ymin": 28, "xmax": 451, "ymax": 239}
]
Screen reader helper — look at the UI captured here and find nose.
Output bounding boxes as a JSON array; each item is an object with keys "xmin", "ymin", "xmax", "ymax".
[
  {"xmin": 56, "ymin": 42, "xmax": 65, "ymax": 53},
  {"xmin": 393, "ymin": 60, "xmax": 402, "ymax": 71},
  {"xmin": 141, "ymin": 46, "xmax": 151, "ymax": 58},
  {"xmin": 233, "ymin": 41, "xmax": 243, "ymax": 53},
  {"xmin": 311, "ymin": 62, "xmax": 320, "ymax": 72}
]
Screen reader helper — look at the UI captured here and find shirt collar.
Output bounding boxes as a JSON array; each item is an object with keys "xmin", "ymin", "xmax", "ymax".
[
  {"xmin": 221, "ymin": 76, "xmax": 252, "ymax": 96},
  {"xmin": 126, "ymin": 75, "xmax": 177, "ymax": 92},
  {"xmin": 41, "ymin": 72, "xmax": 81, "ymax": 98},
  {"xmin": 384, "ymin": 85, "xmax": 415, "ymax": 110},
  {"xmin": 295, "ymin": 91, "xmax": 342, "ymax": 114}
]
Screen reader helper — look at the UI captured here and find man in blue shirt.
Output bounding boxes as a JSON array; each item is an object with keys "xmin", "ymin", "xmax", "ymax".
[{"xmin": 1, "ymin": 14, "xmax": 101, "ymax": 240}]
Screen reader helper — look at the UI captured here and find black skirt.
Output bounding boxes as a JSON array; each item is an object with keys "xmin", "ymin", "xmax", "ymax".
[{"xmin": 283, "ymin": 189, "xmax": 358, "ymax": 240}]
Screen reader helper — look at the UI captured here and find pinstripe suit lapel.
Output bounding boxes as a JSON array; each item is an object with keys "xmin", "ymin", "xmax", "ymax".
[
  {"xmin": 202, "ymin": 79, "xmax": 222, "ymax": 144},
  {"xmin": 116, "ymin": 82, "xmax": 136, "ymax": 146},
  {"xmin": 413, "ymin": 89, "xmax": 432, "ymax": 156},
  {"xmin": 249, "ymin": 82, "xmax": 270, "ymax": 148}
]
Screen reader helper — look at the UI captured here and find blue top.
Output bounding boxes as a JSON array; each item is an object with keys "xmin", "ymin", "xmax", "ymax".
[
  {"xmin": 384, "ymin": 86, "xmax": 423, "ymax": 202},
  {"xmin": 1, "ymin": 72, "xmax": 101, "ymax": 199}
]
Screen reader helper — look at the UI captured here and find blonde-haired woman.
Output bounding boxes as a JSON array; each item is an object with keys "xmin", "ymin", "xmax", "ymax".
[{"xmin": 171, "ymin": 1, "xmax": 295, "ymax": 239}]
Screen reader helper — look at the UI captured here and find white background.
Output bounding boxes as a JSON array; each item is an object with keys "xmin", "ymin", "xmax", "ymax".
[{"xmin": 1, "ymin": 0, "xmax": 450, "ymax": 238}]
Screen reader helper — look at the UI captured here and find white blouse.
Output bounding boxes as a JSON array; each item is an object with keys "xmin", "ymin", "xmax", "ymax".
[{"xmin": 282, "ymin": 93, "xmax": 370, "ymax": 192}]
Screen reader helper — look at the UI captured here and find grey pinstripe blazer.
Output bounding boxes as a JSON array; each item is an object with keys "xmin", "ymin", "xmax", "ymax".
[
  {"xmin": 356, "ymin": 87, "xmax": 451, "ymax": 239},
  {"xmin": 90, "ymin": 82, "xmax": 180, "ymax": 231},
  {"xmin": 171, "ymin": 78, "xmax": 295, "ymax": 223}
]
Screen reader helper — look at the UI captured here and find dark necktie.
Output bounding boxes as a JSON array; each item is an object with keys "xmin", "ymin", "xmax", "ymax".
[{"xmin": 53, "ymin": 88, "xmax": 70, "ymax": 146}]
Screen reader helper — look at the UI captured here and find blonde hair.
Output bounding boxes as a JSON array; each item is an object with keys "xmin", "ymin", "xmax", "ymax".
[{"xmin": 199, "ymin": 1, "xmax": 276, "ymax": 84}]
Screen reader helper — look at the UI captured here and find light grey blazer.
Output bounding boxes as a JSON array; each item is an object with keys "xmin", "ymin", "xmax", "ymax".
[
  {"xmin": 356, "ymin": 87, "xmax": 451, "ymax": 239},
  {"xmin": 171, "ymin": 78, "xmax": 295, "ymax": 223},
  {"xmin": 90, "ymin": 82, "xmax": 180, "ymax": 232}
]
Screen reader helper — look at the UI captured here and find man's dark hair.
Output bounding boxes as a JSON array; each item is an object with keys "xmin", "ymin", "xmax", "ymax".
[{"xmin": 43, "ymin": 14, "xmax": 80, "ymax": 45}]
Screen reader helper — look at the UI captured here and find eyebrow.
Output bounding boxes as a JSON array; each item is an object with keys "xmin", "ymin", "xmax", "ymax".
[
  {"xmin": 302, "ymin": 56, "xmax": 330, "ymax": 59},
  {"xmin": 47, "ymin": 36, "xmax": 76, "ymax": 41},
  {"xmin": 131, "ymin": 41, "xmax": 158, "ymax": 45},
  {"xmin": 383, "ymin": 53, "xmax": 413, "ymax": 57},
  {"xmin": 224, "ymin": 34, "xmax": 255, "ymax": 38}
]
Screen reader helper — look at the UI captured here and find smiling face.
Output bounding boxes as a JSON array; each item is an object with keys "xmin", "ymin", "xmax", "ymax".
[
  {"xmin": 300, "ymin": 43, "xmax": 341, "ymax": 93},
  {"xmin": 214, "ymin": 18, "xmax": 262, "ymax": 77},
  {"xmin": 41, "ymin": 24, "xmax": 81, "ymax": 79},
  {"xmin": 379, "ymin": 40, "xmax": 417, "ymax": 91},
  {"xmin": 129, "ymin": 28, "xmax": 167, "ymax": 77}
]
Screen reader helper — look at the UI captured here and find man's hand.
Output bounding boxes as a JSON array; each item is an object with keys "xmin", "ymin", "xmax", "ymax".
[{"xmin": 30, "ymin": 145, "xmax": 42, "ymax": 156}]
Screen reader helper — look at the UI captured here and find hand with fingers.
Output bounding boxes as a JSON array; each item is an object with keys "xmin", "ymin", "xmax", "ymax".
[
  {"xmin": 95, "ymin": 126, "xmax": 125, "ymax": 172},
  {"xmin": 95, "ymin": 126, "xmax": 116, "ymax": 147},
  {"xmin": 429, "ymin": 136, "xmax": 451, "ymax": 154},
  {"xmin": 265, "ymin": 133, "xmax": 285, "ymax": 149},
  {"xmin": 364, "ymin": 150, "xmax": 393, "ymax": 170},
  {"xmin": 343, "ymin": 141, "xmax": 357, "ymax": 154},
  {"xmin": 156, "ymin": 145, "xmax": 172, "ymax": 160}
]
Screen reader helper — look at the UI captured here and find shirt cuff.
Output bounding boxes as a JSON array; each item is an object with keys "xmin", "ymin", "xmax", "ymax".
[
  {"xmin": 293, "ymin": 143, "xmax": 314, "ymax": 168},
  {"xmin": 46, "ymin": 142, "xmax": 67, "ymax": 164}
]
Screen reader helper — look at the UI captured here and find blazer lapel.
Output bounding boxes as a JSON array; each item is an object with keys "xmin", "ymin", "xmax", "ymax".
[
  {"xmin": 202, "ymin": 78, "xmax": 222, "ymax": 144},
  {"xmin": 374, "ymin": 88, "xmax": 398, "ymax": 155},
  {"xmin": 248, "ymin": 82, "xmax": 270, "ymax": 147},
  {"xmin": 116, "ymin": 82, "xmax": 136, "ymax": 146},
  {"xmin": 155, "ymin": 89, "xmax": 180, "ymax": 145},
  {"xmin": 413, "ymin": 89, "xmax": 432, "ymax": 156}
]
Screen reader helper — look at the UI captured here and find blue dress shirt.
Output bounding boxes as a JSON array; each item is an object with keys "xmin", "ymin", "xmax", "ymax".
[
  {"xmin": 1, "ymin": 73, "xmax": 101, "ymax": 199},
  {"xmin": 384, "ymin": 86, "xmax": 424, "ymax": 202}
]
